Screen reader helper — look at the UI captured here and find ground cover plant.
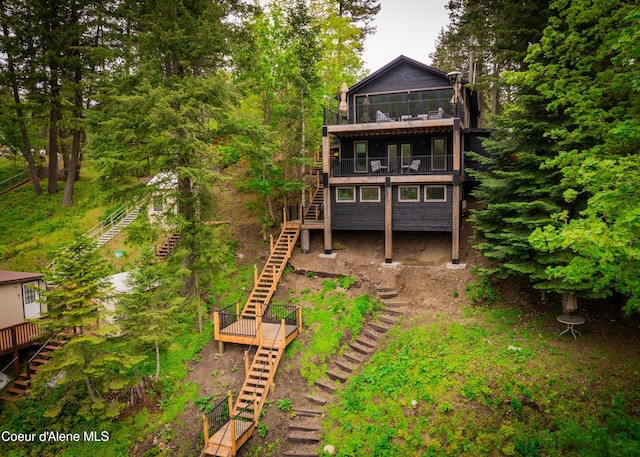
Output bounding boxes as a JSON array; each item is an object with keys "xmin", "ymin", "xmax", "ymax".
[
  {"xmin": 285, "ymin": 277, "xmax": 383, "ymax": 385},
  {"xmin": 322, "ymin": 304, "xmax": 640, "ymax": 457}
]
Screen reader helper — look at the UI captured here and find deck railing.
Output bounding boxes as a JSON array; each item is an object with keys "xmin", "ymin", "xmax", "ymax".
[
  {"xmin": 0, "ymin": 321, "xmax": 50, "ymax": 356},
  {"xmin": 324, "ymin": 97, "xmax": 463, "ymax": 126},
  {"xmin": 330, "ymin": 154, "xmax": 453, "ymax": 177},
  {"xmin": 203, "ymin": 396, "xmax": 230, "ymax": 439},
  {"xmin": 262, "ymin": 304, "xmax": 298, "ymax": 326}
]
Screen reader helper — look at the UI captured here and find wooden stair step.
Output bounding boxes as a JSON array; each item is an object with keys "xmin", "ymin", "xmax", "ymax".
[
  {"xmin": 381, "ymin": 307, "xmax": 403, "ymax": 316},
  {"xmin": 378, "ymin": 315, "xmax": 398, "ymax": 325},
  {"xmin": 1, "ymin": 395, "xmax": 19, "ymax": 403},
  {"xmin": 355, "ymin": 337, "xmax": 377, "ymax": 348},
  {"xmin": 314, "ymin": 380, "xmax": 337, "ymax": 394},
  {"xmin": 6, "ymin": 387, "xmax": 25, "ymax": 395},
  {"xmin": 370, "ymin": 322, "xmax": 390, "ymax": 333},
  {"xmin": 335, "ymin": 359, "xmax": 356, "ymax": 373},
  {"xmin": 363, "ymin": 329, "xmax": 384, "ymax": 341},
  {"xmin": 293, "ymin": 408, "xmax": 323, "ymax": 417},
  {"xmin": 348, "ymin": 342, "xmax": 373, "ymax": 355},
  {"xmin": 287, "ymin": 431, "xmax": 320, "ymax": 444},
  {"xmin": 343, "ymin": 351, "xmax": 366, "ymax": 364},
  {"xmin": 379, "ymin": 291, "xmax": 399, "ymax": 299},
  {"xmin": 289, "ymin": 419, "xmax": 321, "ymax": 432},
  {"xmin": 202, "ymin": 442, "xmax": 232, "ymax": 457},
  {"xmin": 30, "ymin": 358, "xmax": 49, "ymax": 365},
  {"xmin": 303, "ymin": 394, "xmax": 327, "ymax": 406},
  {"xmin": 13, "ymin": 379, "xmax": 30, "ymax": 388},
  {"xmin": 384, "ymin": 301, "xmax": 408, "ymax": 308},
  {"xmin": 326, "ymin": 369, "xmax": 348, "ymax": 383}
]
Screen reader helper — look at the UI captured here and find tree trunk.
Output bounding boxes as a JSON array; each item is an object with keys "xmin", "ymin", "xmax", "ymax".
[
  {"xmin": 47, "ymin": 83, "xmax": 60, "ymax": 195},
  {"xmin": 62, "ymin": 63, "xmax": 84, "ymax": 207},
  {"xmin": 0, "ymin": 2, "xmax": 42, "ymax": 195},
  {"xmin": 155, "ymin": 341, "xmax": 160, "ymax": 384}
]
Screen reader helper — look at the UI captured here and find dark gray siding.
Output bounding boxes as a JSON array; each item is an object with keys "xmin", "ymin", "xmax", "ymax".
[
  {"xmin": 330, "ymin": 185, "xmax": 453, "ymax": 232},
  {"xmin": 331, "ymin": 186, "xmax": 385, "ymax": 230},
  {"xmin": 352, "ymin": 62, "xmax": 450, "ymax": 94},
  {"xmin": 392, "ymin": 186, "xmax": 452, "ymax": 232}
]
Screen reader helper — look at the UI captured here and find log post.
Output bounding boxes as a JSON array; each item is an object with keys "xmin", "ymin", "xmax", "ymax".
[{"xmin": 203, "ymin": 415, "xmax": 209, "ymax": 444}]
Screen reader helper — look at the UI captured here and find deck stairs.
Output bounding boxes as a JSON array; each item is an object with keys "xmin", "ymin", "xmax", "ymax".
[
  {"xmin": 156, "ymin": 234, "xmax": 181, "ymax": 259},
  {"xmin": 204, "ymin": 222, "xmax": 301, "ymax": 456},
  {"xmin": 304, "ymin": 184, "xmax": 324, "ymax": 223},
  {"xmin": 241, "ymin": 224, "xmax": 300, "ymax": 317},
  {"xmin": 1, "ymin": 335, "xmax": 67, "ymax": 403}
]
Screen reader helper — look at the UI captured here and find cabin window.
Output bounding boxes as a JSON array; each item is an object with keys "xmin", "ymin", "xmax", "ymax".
[
  {"xmin": 22, "ymin": 283, "xmax": 38, "ymax": 304},
  {"xmin": 354, "ymin": 141, "xmax": 368, "ymax": 173},
  {"xmin": 337, "ymin": 187, "xmax": 355, "ymax": 202},
  {"xmin": 425, "ymin": 186, "xmax": 446, "ymax": 202},
  {"xmin": 153, "ymin": 196, "xmax": 164, "ymax": 212},
  {"xmin": 360, "ymin": 187, "xmax": 380, "ymax": 202},
  {"xmin": 399, "ymin": 186, "xmax": 420, "ymax": 202},
  {"xmin": 432, "ymin": 138, "xmax": 446, "ymax": 170}
]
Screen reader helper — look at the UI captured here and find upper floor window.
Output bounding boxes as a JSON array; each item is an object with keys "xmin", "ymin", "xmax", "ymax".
[
  {"xmin": 361, "ymin": 187, "xmax": 381, "ymax": 202},
  {"xmin": 337, "ymin": 187, "xmax": 355, "ymax": 202}
]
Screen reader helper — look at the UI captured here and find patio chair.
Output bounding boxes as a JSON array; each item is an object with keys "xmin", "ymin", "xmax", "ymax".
[
  {"xmin": 370, "ymin": 160, "xmax": 382, "ymax": 173},
  {"xmin": 409, "ymin": 159, "xmax": 421, "ymax": 173}
]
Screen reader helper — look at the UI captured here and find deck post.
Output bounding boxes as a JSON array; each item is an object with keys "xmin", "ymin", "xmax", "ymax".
[
  {"xmin": 302, "ymin": 229, "xmax": 310, "ymax": 254},
  {"xmin": 270, "ymin": 234, "xmax": 273, "ymax": 253},
  {"xmin": 203, "ymin": 415, "xmax": 209, "ymax": 444},
  {"xmin": 281, "ymin": 318, "xmax": 286, "ymax": 348},
  {"xmin": 228, "ymin": 390, "xmax": 237, "ymax": 455},
  {"xmin": 236, "ymin": 302, "xmax": 240, "ymax": 315},
  {"xmin": 322, "ymin": 126, "xmax": 332, "ymax": 254},
  {"xmin": 283, "ymin": 207, "xmax": 287, "ymax": 226},
  {"xmin": 297, "ymin": 305, "xmax": 303, "ymax": 334},
  {"xmin": 253, "ymin": 395, "xmax": 260, "ymax": 424},
  {"xmin": 257, "ymin": 314, "xmax": 263, "ymax": 345},
  {"xmin": 269, "ymin": 354, "xmax": 276, "ymax": 394},
  {"xmin": 254, "ymin": 264, "xmax": 258, "ymax": 287},
  {"xmin": 384, "ymin": 177, "xmax": 393, "ymax": 263},
  {"xmin": 452, "ymin": 119, "xmax": 461, "ymax": 263},
  {"xmin": 244, "ymin": 350, "xmax": 249, "ymax": 376}
]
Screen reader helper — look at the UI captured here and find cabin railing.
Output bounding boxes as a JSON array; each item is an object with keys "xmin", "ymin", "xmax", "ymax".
[
  {"xmin": 262, "ymin": 304, "xmax": 298, "ymax": 326},
  {"xmin": 0, "ymin": 321, "xmax": 49, "ymax": 356},
  {"xmin": 324, "ymin": 96, "xmax": 461, "ymax": 126},
  {"xmin": 330, "ymin": 154, "xmax": 453, "ymax": 177}
]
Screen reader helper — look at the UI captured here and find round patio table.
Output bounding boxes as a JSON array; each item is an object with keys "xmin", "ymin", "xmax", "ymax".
[{"xmin": 557, "ymin": 314, "xmax": 585, "ymax": 339}]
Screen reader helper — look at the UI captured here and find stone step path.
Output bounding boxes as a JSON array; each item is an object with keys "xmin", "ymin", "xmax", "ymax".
[{"xmin": 283, "ymin": 281, "xmax": 410, "ymax": 456}]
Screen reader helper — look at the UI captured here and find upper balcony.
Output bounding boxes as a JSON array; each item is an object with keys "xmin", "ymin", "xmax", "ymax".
[{"xmin": 324, "ymin": 90, "xmax": 463, "ymax": 127}]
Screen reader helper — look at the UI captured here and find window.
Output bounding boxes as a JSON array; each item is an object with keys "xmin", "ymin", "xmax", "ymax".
[
  {"xmin": 425, "ymin": 186, "xmax": 446, "ymax": 202},
  {"xmin": 399, "ymin": 186, "xmax": 420, "ymax": 202},
  {"xmin": 22, "ymin": 283, "xmax": 38, "ymax": 304},
  {"xmin": 360, "ymin": 187, "xmax": 380, "ymax": 202},
  {"xmin": 355, "ymin": 141, "xmax": 367, "ymax": 172},
  {"xmin": 153, "ymin": 196, "xmax": 164, "ymax": 212},
  {"xmin": 337, "ymin": 187, "xmax": 355, "ymax": 202},
  {"xmin": 432, "ymin": 138, "xmax": 446, "ymax": 170}
]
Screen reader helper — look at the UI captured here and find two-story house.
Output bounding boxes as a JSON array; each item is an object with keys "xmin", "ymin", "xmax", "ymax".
[{"xmin": 309, "ymin": 55, "xmax": 487, "ymax": 265}]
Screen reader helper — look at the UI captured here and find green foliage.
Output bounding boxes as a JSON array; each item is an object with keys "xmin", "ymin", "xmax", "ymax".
[
  {"xmin": 257, "ymin": 421, "xmax": 269, "ymax": 438},
  {"xmin": 296, "ymin": 279, "xmax": 381, "ymax": 384},
  {"xmin": 277, "ymin": 398, "xmax": 293, "ymax": 412},
  {"xmin": 465, "ymin": 276, "xmax": 500, "ymax": 306},
  {"xmin": 322, "ymin": 310, "xmax": 640, "ymax": 456}
]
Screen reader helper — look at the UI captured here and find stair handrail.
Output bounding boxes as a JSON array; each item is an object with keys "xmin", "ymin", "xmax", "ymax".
[
  {"xmin": 0, "ymin": 169, "xmax": 27, "ymax": 189},
  {"xmin": 25, "ymin": 331, "xmax": 62, "ymax": 379}
]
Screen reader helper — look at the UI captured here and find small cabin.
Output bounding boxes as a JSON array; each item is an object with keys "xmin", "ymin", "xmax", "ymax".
[
  {"xmin": 317, "ymin": 55, "xmax": 488, "ymax": 264},
  {"xmin": 0, "ymin": 271, "xmax": 48, "ymax": 377},
  {"xmin": 0, "ymin": 271, "xmax": 46, "ymax": 329},
  {"xmin": 146, "ymin": 172, "xmax": 179, "ymax": 227}
]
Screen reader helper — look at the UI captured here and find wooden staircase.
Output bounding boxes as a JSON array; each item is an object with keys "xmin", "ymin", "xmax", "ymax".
[
  {"xmin": 304, "ymin": 184, "xmax": 324, "ymax": 223},
  {"xmin": 205, "ymin": 222, "xmax": 301, "ymax": 456},
  {"xmin": 156, "ymin": 234, "xmax": 180, "ymax": 259},
  {"xmin": 1, "ymin": 336, "xmax": 67, "ymax": 403},
  {"xmin": 241, "ymin": 225, "xmax": 300, "ymax": 317}
]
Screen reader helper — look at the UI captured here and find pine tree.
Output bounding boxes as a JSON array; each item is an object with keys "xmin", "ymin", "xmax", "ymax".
[
  {"xmin": 36, "ymin": 237, "xmax": 143, "ymax": 419},
  {"xmin": 116, "ymin": 250, "xmax": 183, "ymax": 383}
]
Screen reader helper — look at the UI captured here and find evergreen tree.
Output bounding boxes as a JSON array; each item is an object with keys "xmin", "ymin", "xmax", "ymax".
[
  {"xmin": 116, "ymin": 250, "xmax": 183, "ymax": 383},
  {"xmin": 36, "ymin": 237, "xmax": 142, "ymax": 419},
  {"xmin": 527, "ymin": 0, "xmax": 640, "ymax": 312}
]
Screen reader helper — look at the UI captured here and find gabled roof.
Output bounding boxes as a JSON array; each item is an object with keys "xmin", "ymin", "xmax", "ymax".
[
  {"xmin": 0, "ymin": 271, "xmax": 44, "ymax": 285},
  {"xmin": 347, "ymin": 55, "xmax": 452, "ymax": 95}
]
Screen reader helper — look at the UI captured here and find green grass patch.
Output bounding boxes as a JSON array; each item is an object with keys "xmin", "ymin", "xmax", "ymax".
[
  {"xmin": 293, "ymin": 278, "xmax": 383, "ymax": 385},
  {"xmin": 322, "ymin": 309, "xmax": 640, "ymax": 456}
]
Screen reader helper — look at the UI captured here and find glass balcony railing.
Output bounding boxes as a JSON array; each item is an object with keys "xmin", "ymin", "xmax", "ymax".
[{"xmin": 330, "ymin": 154, "xmax": 453, "ymax": 177}]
